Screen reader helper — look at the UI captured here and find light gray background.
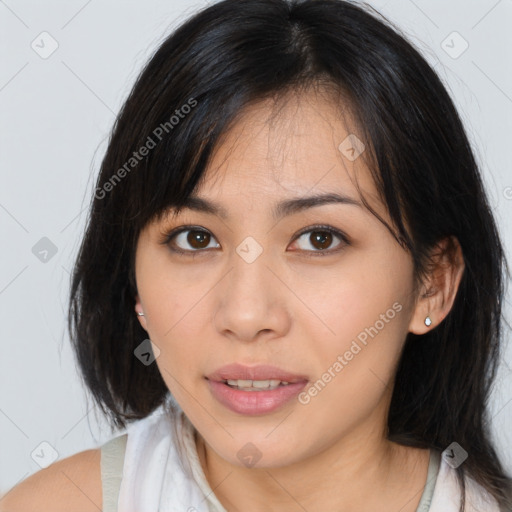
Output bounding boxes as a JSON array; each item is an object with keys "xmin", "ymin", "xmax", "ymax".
[{"xmin": 1, "ymin": 0, "xmax": 511, "ymax": 496}]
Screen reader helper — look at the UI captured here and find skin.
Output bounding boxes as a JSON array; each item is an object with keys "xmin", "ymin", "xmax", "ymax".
[{"xmin": 134, "ymin": 89, "xmax": 465, "ymax": 512}]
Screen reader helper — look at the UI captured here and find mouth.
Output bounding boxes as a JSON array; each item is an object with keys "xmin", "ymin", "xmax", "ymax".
[{"xmin": 205, "ymin": 364, "xmax": 309, "ymax": 415}]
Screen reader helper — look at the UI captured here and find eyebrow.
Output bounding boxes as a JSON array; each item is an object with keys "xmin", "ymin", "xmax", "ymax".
[{"xmin": 172, "ymin": 192, "xmax": 362, "ymax": 221}]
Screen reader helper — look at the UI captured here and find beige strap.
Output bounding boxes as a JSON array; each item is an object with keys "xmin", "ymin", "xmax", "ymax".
[
  {"xmin": 416, "ymin": 449, "xmax": 441, "ymax": 512},
  {"xmin": 100, "ymin": 434, "xmax": 128, "ymax": 512}
]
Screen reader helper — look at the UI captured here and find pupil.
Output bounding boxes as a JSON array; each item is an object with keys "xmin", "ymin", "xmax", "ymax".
[
  {"xmin": 312, "ymin": 231, "xmax": 331, "ymax": 250},
  {"xmin": 189, "ymin": 230, "xmax": 209, "ymax": 248}
]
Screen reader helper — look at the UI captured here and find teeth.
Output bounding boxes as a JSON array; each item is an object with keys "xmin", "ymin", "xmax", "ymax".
[
  {"xmin": 225, "ymin": 379, "xmax": 291, "ymax": 390},
  {"xmin": 253, "ymin": 379, "xmax": 280, "ymax": 388}
]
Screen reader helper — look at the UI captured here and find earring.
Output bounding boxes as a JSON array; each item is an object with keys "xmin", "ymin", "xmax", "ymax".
[
  {"xmin": 137, "ymin": 311, "xmax": 144, "ymax": 317},
  {"xmin": 424, "ymin": 316, "xmax": 432, "ymax": 327}
]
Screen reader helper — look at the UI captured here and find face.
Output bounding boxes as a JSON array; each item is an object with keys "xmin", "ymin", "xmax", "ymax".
[{"xmin": 134, "ymin": 91, "xmax": 424, "ymax": 469}]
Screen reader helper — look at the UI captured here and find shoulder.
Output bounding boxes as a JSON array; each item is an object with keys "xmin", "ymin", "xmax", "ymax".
[{"xmin": 0, "ymin": 448, "xmax": 102, "ymax": 512}]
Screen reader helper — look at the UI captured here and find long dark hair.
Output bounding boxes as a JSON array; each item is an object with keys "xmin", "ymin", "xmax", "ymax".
[{"xmin": 68, "ymin": 0, "xmax": 512, "ymax": 509}]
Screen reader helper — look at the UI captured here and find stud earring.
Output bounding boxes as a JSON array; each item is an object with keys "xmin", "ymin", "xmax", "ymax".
[
  {"xmin": 424, "ymin": 316, "xmax": 432, "ymax": 327},
  {"xmin": 137, "ymin": 311, "xmax": 144, "ymax": 317}
]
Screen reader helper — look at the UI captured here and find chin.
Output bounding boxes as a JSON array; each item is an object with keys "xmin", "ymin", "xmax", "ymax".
[{"xmin": 209, "ymin": 434, "xmax": 305, "ymax": 470}]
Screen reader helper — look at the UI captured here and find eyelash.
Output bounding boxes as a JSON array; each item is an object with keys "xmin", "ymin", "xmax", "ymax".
[{"xmin": 158, "ymin": 224, "xmax": 350, "ymax": 258}]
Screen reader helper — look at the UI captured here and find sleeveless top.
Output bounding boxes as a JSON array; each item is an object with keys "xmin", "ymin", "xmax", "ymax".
[{"xmin": 99, "ymin": 403, "xmax": 501, "ymax": 512}]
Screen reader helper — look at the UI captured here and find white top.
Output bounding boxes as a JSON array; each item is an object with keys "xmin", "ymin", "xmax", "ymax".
[{"xmin": 101, "ymin": 401, "xmax": 501, "ymax": 511}]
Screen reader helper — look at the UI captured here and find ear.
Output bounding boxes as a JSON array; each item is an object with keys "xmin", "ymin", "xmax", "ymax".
[
  {"xmin": 408, "ymin": 236, "xmax": 465, "ymax": 335},
  {"xmin": 134, "ymin": 293, "xmax": 148, "ymax": 331}
]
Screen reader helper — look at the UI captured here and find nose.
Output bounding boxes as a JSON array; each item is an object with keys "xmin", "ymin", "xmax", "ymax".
[{"xmin": 213, "ymin": 247, "xmax": 291, "ymax": 343}]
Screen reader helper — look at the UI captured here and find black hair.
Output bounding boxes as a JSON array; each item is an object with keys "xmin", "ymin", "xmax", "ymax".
[{"xmin": 68, "ymin": 0, "xmax": 512, "ymax": 509}]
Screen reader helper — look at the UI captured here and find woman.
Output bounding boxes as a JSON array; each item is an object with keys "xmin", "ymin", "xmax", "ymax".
[{"xmin": 2, "ymin": 0, "xmax": 510, "ymax": 510}]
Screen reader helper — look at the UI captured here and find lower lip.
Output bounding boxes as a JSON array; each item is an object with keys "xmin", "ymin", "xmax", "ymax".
[{"xmin": 206, "ymin": 379, "xmax": 308, "ymax": 415}]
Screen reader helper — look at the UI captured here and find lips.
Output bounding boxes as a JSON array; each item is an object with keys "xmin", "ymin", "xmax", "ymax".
[
  {"xmin": 205, "ymin": 363, "xmax": 310, "ymax": 414},
  {"xmin": 206, "ymin": 363, "xmax": 308, "ymax": 384}
]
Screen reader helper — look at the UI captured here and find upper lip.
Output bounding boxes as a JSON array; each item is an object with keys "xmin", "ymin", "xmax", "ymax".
[{"xmin": 206, "ymin": 363, "xmax": 308, "ymax": 383}]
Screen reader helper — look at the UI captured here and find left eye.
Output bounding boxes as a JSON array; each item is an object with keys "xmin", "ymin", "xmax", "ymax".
[{"xmin": 290, "ymin": 227, "xmax": 347, "ymax": 254}]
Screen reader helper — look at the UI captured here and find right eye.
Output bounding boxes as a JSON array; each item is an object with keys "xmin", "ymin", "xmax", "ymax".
[{"xmin": 162, "ymin": 226, "xmax": 221, "ymax": 255}]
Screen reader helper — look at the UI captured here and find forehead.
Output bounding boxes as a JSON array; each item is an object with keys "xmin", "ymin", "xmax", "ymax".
[{"xmin": 195, "ymin": 91, "xmax": 382, "ymax": 213}]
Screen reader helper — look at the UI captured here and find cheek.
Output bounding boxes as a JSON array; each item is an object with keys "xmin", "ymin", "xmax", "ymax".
[
  {"xmin": 296, "ymin": 250, "xmax": 413, "ymax": 394},
  {"xmin": 297, "ymin": 249, "xmax": 411, "ymax": 340},
  {"xmin": 137, "ymin": 248, "xmax": 213, "ymax": 332},
  {"xmin": 137, "ymin": 264, "xmax": 222, "ymax": 398},
  {"xmin": 145, "ymin": 294, "xmax": 209, "ymax": 405}
]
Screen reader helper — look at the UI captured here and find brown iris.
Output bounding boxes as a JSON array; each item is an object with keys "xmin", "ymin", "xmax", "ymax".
[
  {"xmin": 187, "ymin": 230, "xmax": 211, "ymax": 249},
  {"xmin": 309, "ymin": 230, "xmax": 333, "ymax": 250}
]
